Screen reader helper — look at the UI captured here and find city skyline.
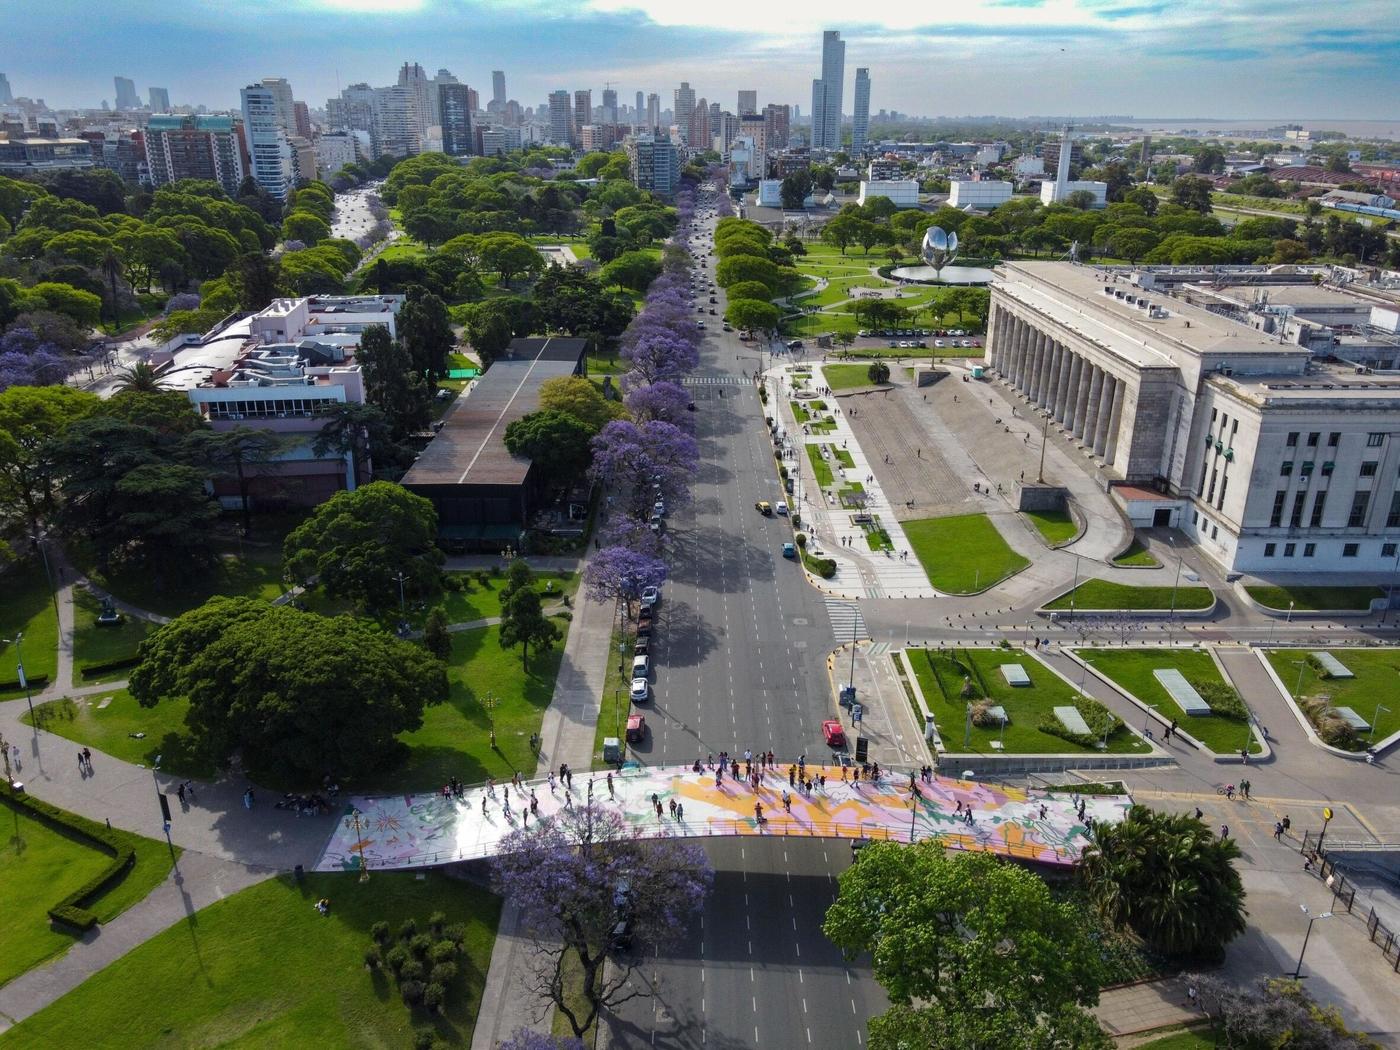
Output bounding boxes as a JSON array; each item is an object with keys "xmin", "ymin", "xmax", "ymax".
[{"xmin": 4, "ymin": 0, "xmax": 1396, "ymax": 119}]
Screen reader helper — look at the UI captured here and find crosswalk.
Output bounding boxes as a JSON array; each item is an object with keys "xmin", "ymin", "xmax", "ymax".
[
  {"xmin": 825, "ymin": 598, "xmax": 869, "ymax": 641},
  {"xmin": 683, "ymin": 375, "xmax": 749, "ymax": 386}
]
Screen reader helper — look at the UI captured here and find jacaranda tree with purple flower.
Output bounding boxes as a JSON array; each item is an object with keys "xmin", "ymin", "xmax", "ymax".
[
  {"xmin": 588, "ymin": 419, "xmax": 699, "ymax": 513},
  {"xmin": 584, "ymin": 544, "xmax": 668, "ymax": 605},
  {"xmin": 623, "ymin": 378, "xmax": 693, "ymax": 428},
  {"xmin": 497, "ymin": 1031, "xmax": 586, "ymax": 1050},
  {"xmin": 492, "ymin": 803, "xmax": 711, "ymax": 1038}
]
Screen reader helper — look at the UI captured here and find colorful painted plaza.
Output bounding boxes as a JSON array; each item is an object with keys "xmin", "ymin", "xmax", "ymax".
[{"xmin": 315, "ymin": 762, "xmax": 1130, "ymax": 872}]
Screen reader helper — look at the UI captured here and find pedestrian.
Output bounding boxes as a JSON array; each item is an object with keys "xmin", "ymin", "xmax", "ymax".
[
  {"xmin": 548, "ymin": 772, "xmax": 556, "ymax": 792},
  {"xmin": 1241, "ymin": 747, "xmax": 1249, "ymax": 765},
  {"xmin": 1282, "ymin": 814, "xmax": 1291, "ymax": 833},
  {"xmin": 9, "ymin": 743, "xmax": 18, "ymax": 771},
  {"xmin": 183, "ymin": 780, "xmax": 195, "ymax": 801},
  {"xmin": 1194, "ymin": 807, "xmax": 1203, "ymax": 820},
  {"xmin": 1187, "ymin": 984, "xmax": 1199, "ymax": 1009},
  {"xmin": 565, "ymin": 767, "xmax": 573, "ymax": 791},
  {"xmin": 754, "ymin": 801, "xmax": 764, "ymax": 824},
  {"xmin": 77, "ymin": 749, "xmax": 86, "ymax": 773},
  {"xmin": 1225, "ymin": 783, "xmax": 1235, "ymax": 800},
  {"xmin": 243, "ymin": 788, "xmax": 253, "ymax": 810},
  {"xmin": 1274, "ymin": 821, "xmax": 1284, "ymax": 841},
  {"xmin": 1241, "ymin": 779, "xmax": 1251, "ymax": 799},
  {"xmin": 177, "ymin": 782, "xmax": 186, "ymax": 804},
  {"xmin": 1220, "ymin": 824, "xmax": 1229, "ymax": 839},
  {"xmin": 676, "ymin": 802, "xmax": 684, "ymax": 822},
  {"xmin": 607, "ymin": 772, "xmax": 615, "ymax": 799},
  {"xmin": 482, "ymin": 795, "xmax": 488, "ymax": 816},
  {"xmin": 789, "ymin": 767, "xmax": 796, "ymax": 787},
  {"xmin": 531, "ymin": 792, "xmax": 538, "ymax": 817},
  {"xmin": 669, "ymin": 798, "xmax": 678, "ymax": 819}
]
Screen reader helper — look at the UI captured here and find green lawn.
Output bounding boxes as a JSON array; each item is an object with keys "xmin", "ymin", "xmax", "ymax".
[
  {"xmin": 783, "ymin": 312, "xmax": 860, "ymax": 337},
  {"xmin": 1045, "ymin": 579, "xmax": 1214, "ymax": 611},
  {"xmin": 0, "ymin": 793, "xmax": 178, "ymax": 988},
  {"xmin": 0, "ymin": 871, "xmax": 500, "ymax": 1049},
  {"xmin": 823, "ymin": 363, "xmax": 879, "ymax": 390},
  {"xmin": 419, "ymin": 572, "xmax": 577, "ymax": 630},
  {"xmin": 72, "ymin": 589, "xmax": 151, "ymax": 681},
  {"xmin": 902, "ymin": 514, "xmax": 1029, "ymax": 594},
  {"xmin": 1245, "ymin": 584, "xmax": 1384, "ymax": 612},
  {"xmin": 1024, "ymin": 509, "xmax": 1078, "ymax": 546},
  {"xmin": 375, "ymin": 241, "xmax": 428, "ymax": 265},
  {"xmin": 0, "ymin": 559, "xmax": 60, "ymax": 698},
  {"xmin": 1113, "ymin": 538, "xmax": 1160, "ymax": 567},
  {"xmin": 832, "ymin": 446, "xmax": 855, "ymax": 469},
  {"xmin": 806, "ymin": 443, "xmax": 835, "ymax": 488},
  {"xmin": 23, "ymin": 690, "xmax": 217, "ymax": 781},
  {"xmin": 801, "ymin": 277, "xmax": 883, "ymax": 307},
  {"xmin": 584, "ymin": 349, "xmax": 627, "ymax": 375},
  {"xmin": 1264, "ymin": 647, "xmax": 1400, "ymax": 745},
  {"xmin": 364, "ymin": 621, "xmax": 566, "ymax": 791},
  {"xmin": 1132, "ymin": 1027, "xmax": 1214, "ymax": 1050},
  {"xmin": 790, "ymin": 399, "xmax": 811, "ymax": 423},
  {"xmin": 83, "ymin": 547, "xmax": 288, "ymax": 620},
  {"xmin": 907, "ymin": 647, "xmax": 1151, "ymax": 755},
  {"xmin": 1078, "ymin": 648, "xmax": 1261, "ymax": 755}
]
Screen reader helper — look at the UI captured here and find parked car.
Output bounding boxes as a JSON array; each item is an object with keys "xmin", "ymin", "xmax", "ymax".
[
  {"xmin": 640, "ymin": 585, "xmax": 660, "ymax": 607},
  {"xmin": 629, "ymin": 679, "xmax": 649, "ymax": 703},
  {"xmin": 632, "ymin": 654, "xmax": 650, "ymax": 678},
  {"xmin": 787, "ymin": 339, "xmax": 804, "ymax": 350},
  {"xmin": 626, "ymin": 712, "xmax": 647, "ymax": 740},
  {"xmin": 775, "ymin": 501, "xmax": 789, "ymax": 515}
]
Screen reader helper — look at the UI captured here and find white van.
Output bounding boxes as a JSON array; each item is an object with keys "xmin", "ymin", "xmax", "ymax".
[{"xmin": 632, "ymin": 655, "xmax": 650, "ymax": 679}]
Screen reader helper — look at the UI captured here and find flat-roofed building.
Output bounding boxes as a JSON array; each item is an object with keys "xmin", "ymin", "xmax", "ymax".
[
  {"xmin": 144, "ymin": 114, "xmax": 248, "ymax": 194},
  {"xmin": 986, "ymin": 262, "xmax": 1400, "ymax": 574},
  {"xmin": 0, "ymin": 136, "xmax": 95, "ymax": 174},
  {"xmin": 402, "ymin": 337, "xmax": 587, "ymax": 547}
]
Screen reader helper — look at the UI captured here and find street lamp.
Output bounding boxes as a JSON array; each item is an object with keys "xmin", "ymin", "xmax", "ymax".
[
  {"xmin": 344, "ymin": 808, "xmax": 371, "ymax": 883},
  {"xmin": 3, "ymin": 633, "xmax": 36, "ymax": 725},
  {"xmin": 1035, "ymin": 409, "xmax": 1051, "ymax": 484},
  {"xmin": 1370, "ymin": 704, "xmax": 1390, "ymax": 744},
  {"xmin": 1289, "ymin": 905, "xmax": 1332, "ymax": 980}
]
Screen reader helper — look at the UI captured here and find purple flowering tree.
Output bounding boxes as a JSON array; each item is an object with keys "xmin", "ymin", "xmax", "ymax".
[
  {"xmin": 584, "ymin": 544, "xmax": 668, "ymax": 605},
  {"xmin": 0, "ymin": 329, "xmax": 80, "ymax": 391},
  {"xmin": 624, "ymin": 379, "xmax": 693, "ymax": 428},
  {"xmin": 599, "ymin": 514, "xmax": 664, "ymax": 558},
  {"xmin": 619, "ymin": 330, "xmax": 699, "ymax": 384},
  {"xmin": 588, "ymin": 419, "xmax": 699, "ymax": 512},
  {"xmin": 497, "ymin": 1031, "xmax": 586, "ymax": 1050},
  {"xmin": 492, "ymin": 804, "xmax": 711, "ymax": 1039}
]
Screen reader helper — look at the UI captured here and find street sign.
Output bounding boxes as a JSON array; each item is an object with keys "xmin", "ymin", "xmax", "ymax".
[{"xmin": 852, "ymin": 703, "xmax": 863, "ymax": 723}]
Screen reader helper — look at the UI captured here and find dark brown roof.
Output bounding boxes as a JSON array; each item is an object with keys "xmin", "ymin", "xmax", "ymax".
[{"xmin": 401, "ymin": 337, "xmax": 586, "ymax": 489}]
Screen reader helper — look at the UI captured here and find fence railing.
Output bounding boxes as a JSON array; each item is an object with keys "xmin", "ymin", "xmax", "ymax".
[{"xmin": 1299, "ymin": 831, "xmax": 1400, "ymax": 974}]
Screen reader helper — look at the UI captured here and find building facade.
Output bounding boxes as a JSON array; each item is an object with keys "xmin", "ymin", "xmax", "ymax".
[
  {"xmin": 764, "ymin": 103, "xmax": 790, "ymax": 150},
  {"xmin": 810, "ymin": 30, "xmax": 845, "ymax": 150},
  {"xmin": 144, "ymin": 114, "xmax": 248, "ymax": 194},
  {"xmin": 0, "ymin": 136, "xmax": 95, "ymax": 174},
  {"xmin": 439, "ymin": 82, "xmax": 474, "ymax": 156},
  {"xmin": 573, "ymin": 90, "xmax": 591, "ymax": 146},
  {"xmin": 673, "ymin": 83, "xmax": 695, "ymax": 144},
  {"xmin": 148, "ymin": 87, "xmax": 170, "ymax": 111},
  {"xmin": 241, "ymin": 83, "xmax": 294, "ymax": 199},
  {"xmin": 949, "ymin": 180, "xmax": 1012, "ymax": 209},
  {"xmin": 738, "ymin": 90, "xmax": 758, "ymax": 116},
  {"xmin": 547, "ymin": 90, "xmax": 573, "ymax": 146},
  {"xmin": 851, "ymin": 68, "xmax": 870, "ymax": 151},
  {"xmin": 626, "ymin": 132, "xmax": 680, "ymax": 197},
  {"xmin": 114, "ymin": 76, "xmax": 140, "ymax": 110}
]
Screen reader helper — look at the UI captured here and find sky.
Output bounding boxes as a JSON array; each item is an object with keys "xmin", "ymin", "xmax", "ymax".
[{"xmin": 5, "ymin": 0, "xmax": 1397, "ymax": 122}]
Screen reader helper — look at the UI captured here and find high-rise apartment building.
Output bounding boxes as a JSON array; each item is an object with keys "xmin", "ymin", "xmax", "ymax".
[
  {"xmin": 240, "ymin": 83, "xmax": 294, "ymax": 199},
  {"xmin": 635, "ymin": 91, "xmax": 645, "ymax": 124},
  {"xmin": 689, "ymin": 97, "xmax": 709, "ymax": 150},
  {"xmin": 547, "ymin": 90, "xmax": 573, "ymax": 146},
  {"xmin": 674, "ymin": 83, "xmax": 695, "ymax": 144},
  {"xmin": 492, "ymin": 71, "xmax": 507, "ymax": 106},
  {"xmin": 763, "ymin": 103, "xmax": 791, "ymax": 150},
  {"xmin": 0, "ymin": 73, "xmax": 12, "ymax": 105},
  {"xmin": 144, "ymin": 114, "xmax": 249, "ymax": 194},
  {"xmin": 601, "ymin": 88, "xmax": 617, "ymax": 124},
  {"xmin": 738, "ymin": 90, "xmax": 757, "ymax": 116},
  {"xmin": 851, "ymin": 68, "xmax": 870, "ymax": 150},
  {"xmin": 573, "ymin": 90, "xmax": 591, "ymax": 146},
  {"xmin": 398, "ymin": 62, "xmax": 433, "ymax": 134},
  {"xmin": 293, "ymin": 100, "xmax": 312, "ymax": 139},
  {"xmin": 114, "ymin": 76, "xmax": 140, "ymax": 110},
  {"xmin": 327, "ymin": 83, "xmax": 380, "ymax": 157},
  {"xmin": 261, "ymin": 77, "xmax": 297, "ymax": 134},
  {"xmin": 148, "ymin": 87, "xmax": 170, "ymax": 112},
  {"xmin": 626, "ymin": 132, "xmax": 679, "ymax": 197},
  {"xmin": 439, "ymin": 83, "xmax": 473, "ymax": 157},
  {"xmin": 374, "ymin": 85, "xmax": 421, "ymax": 157},
  {"xmin": 810, "ymin": 30, "xmax": 845, "ymax": 149},
  {"xmin": 646, "ymin": 93, "xmax": 661, "ymax": 131}
]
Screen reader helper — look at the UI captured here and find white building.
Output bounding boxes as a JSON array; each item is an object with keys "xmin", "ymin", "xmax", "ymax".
[
  {"xmin": 1013, "ymin": 155, "xmax": 1045, "ymax": 176},
  {"xmin": 950, "ymin": 180, "xmax": 1013, "ymax": 210},
  {"xmin": 316, "ymin": 130, "xmax": 360, "ymax": 175},
  {"xmin": 757, "ymin": 179, "xmax": 784, "ymax": 207},
  {"xmin": 1040, "ymin": 180, "xmax": 1107, "ymax": 209},
  {"xmin": 809, "ymin": 30, "xmax": 845, "ymax": 150},
  {"xmin": 986, "ymin": 263, "xmax": 1400, "ymax": 575},
  {"xmin": 240, "ymin": 83, "xmax": 294, "ymax": 199},
  {"xmin": 479, "ymin": 124, "xmax": 524, "ymax": 156},
  {"xmin": 857, "ymin": 179, "xmax": 919, "ymax": 207}
]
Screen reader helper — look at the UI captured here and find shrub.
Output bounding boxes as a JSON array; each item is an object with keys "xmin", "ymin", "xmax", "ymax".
[
  {"xmin": 413, "ymin": 1031, "xmax": 437, "ymax": 1050},
  {"xmin": 400, "ymin": 979, "xmax": 425, "ymax": 1005},
  {"xmin": 807, "ymin": 555, "xmax": 837, "ymax": 579},
  {"xmin": 385, "ymin": 943, "xmax": 410, "ymax": 973},
  {"xmin": 0, "ymin": 673, "xmax": 49, "ymax": 692},
  {"xmin": 795, "ymin": 532, "xmax": 808, "ymax": 549},
  {"xmin": 400, "ymin": 959, "xmax": 425, "ymax": 983},
  {"xmin": 443, "ymin": 922, "xmax": 468, "ymax": 945},
  {"xmin": 1305, "ymin": 653, "xmax": 1332, "ymax": 679},
  {"xmin": 370, "ymin": 920, "xmax": 391, "ymax": 944},
  {"xmin": 1037, "ymin": 695, "xmax": 1124, "ymax": 749},
  {"xmin": 1300, "ymin": 696, "xmax": 1362, "ymax": 750},
  {"xmin": 363, "ymin": 944, "xmax": 382, "ymax": 969},
  {"xmin": 423, "ymin": 982, "xmax": 445, "ymax": 1011},
  {"xmin": 441, "ymin": 575, "xmax": 463, "ymax": 593},
  {"xmin": 79, "ymin": 655, "xmax": 143, "ymax": 679},
  {"xmin": 1194, "ymin": 680, "xmax": 1247, "ymax": 720},
  {"xmin": 430, "ymin": 939, "xmax": 457, "ymax": 964},
  {"xmin": 410, "ymin": 932, "xmax": 433, "ymax": 957},
  {"xmin": 399, "ymin": 917, "xmax": 419, "ymax": 941},
  {"xmin": 428, "ymin": 910, "xmax": 447, "ymax": 934},
  {"xmin": 430, "ymin": 961, "xmax": 458, "ymax": 986},
  {"xmin": 970, "ymin": 700, "xmax": 1003, "ymax": 727}
]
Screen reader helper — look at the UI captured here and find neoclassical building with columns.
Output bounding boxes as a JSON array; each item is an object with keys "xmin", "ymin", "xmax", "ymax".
[{"xmin": 984, "ymin": 262, "xmax": 1400, "ymax": 575}]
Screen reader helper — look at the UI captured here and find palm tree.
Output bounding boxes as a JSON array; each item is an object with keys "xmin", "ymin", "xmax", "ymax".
[
  {"xmin": 112, "ymin": 362, "xmax": 167, "ymax": 394},
  {"xmin": 100, "ymin": 244, "xmax": 125, "ymax": 325}
]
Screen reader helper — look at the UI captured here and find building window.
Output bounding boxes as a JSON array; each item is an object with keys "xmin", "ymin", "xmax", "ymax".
[
  {"xmin": 1368, "ymin": 433, "xmax": 1385, "ymax": 447},
  {"xmin": 1300, "ymin": 461, "xmax": 1314, "ymax": 476},
  {"xmin": 1360, "ymin": 461, "xmax": 1378, "ymax": 477},
  {"xmin": 1207, "ymin": 469, "xmax": 1218, "ymax": 502},
  {"xmin": 1321, "ymin": 462, "xmax": 1334, "ymax": 477},
  {"xmin": 1286, "ymin": 432, "xmax": 1298, "ymax": 447},
  {"xmin": 1385, "ymin": 543, "xmax": 1398, "ymax": 559},
  {"xmin": 1192, "ymin": 510, "xmax": 1199, "ymax": 525},
  {"xmin": 1348, "ymin": 491, "xmax": 1370, "ymax": 528},
  {"xmin": 1217, "ymin": 477, "xmax": 1228, "ymax": 509},
  {"xmin": 1211, "ymin": 525, "xmax": 1219, "ymax": 540},
  {"xmin": 1343, "ymin": 543, "xmax": 1359, "ymax": 557},
  {"xmin": 1280, "ymin": 461, "xmax": 1293, "ymax": 476},
  {"xmin": 1388, "ymin": 491, "xmax": 1400, "ymax": 529},
  {"xmin": 1309, "ymin": 491, "xmax": 1327, "ymax": 528},
  {"xmin": 1270, "ymin": 489, "xmax": 1287, "ymax": 527},
  {"xmin": 1264, "ymin": 543, "xmax": 1276, "ymax": 557},
  {"xmin": 1328, "ymin": 432, "xmax": 1340, "ymax": 447},
  {"xmin": 1290, "ymin": 492, "xmax": 1307, "ymax": 528},
  {"xmin": 1304, "ymin": 543, "xmax": 1316, "ymax": 557},
  {"xmin": 1231, "ymin": 420, "xmax": 1239, "ymax": 435},
  {"xmin": 1284, "ymin": 543, "xmax": 1296, "ymax": 557},
  {"xmin": 1306, "ymin": 432, "xmax": 1319, "ymax": 447}
]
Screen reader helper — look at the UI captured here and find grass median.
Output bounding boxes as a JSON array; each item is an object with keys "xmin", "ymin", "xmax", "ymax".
[
  {"xmin": 903, "ymin": 514, "xmax": 1029, "ymax": 594},
  {"xmin": 1245, "ymin": 584, "xmax": 1384, "ymax": 612},
  {"xmin": 1045, "ymin": 579, "xmax": 1214, "ymax": 611},
  {"xmin": 0, "ymin": 558, "xmax": 59, "ymax": 699}
]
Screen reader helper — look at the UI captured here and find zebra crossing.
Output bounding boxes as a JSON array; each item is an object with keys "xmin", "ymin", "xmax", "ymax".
[
  {"xmin": 825, "ymin": 598, "xmax": 869, "ymax": 641},
  {"xmin": 683, "ymin": 375, "xmax": 749, "ymax": 386}
]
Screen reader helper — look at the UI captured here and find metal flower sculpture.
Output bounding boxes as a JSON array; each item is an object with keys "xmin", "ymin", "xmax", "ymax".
[{"xmin": 921, "ymin": 226, "xmax": 959, "ymax": 274}]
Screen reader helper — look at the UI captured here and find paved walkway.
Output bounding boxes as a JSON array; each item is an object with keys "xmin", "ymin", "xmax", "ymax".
[
  {"xmin": 1094, "ymin": 978, "xmax": 1200, "ymax": 1039},
  {"xmin": 0, "ymin": 853, "xmax": 273, "ymax": 1033}
]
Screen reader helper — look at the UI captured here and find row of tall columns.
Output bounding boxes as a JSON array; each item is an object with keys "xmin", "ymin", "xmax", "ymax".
[{"xmin": 990, "ymin": 308, "xmax": 1128, "ymax": 469}]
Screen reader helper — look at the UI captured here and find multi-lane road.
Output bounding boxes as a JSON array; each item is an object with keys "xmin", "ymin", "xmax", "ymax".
[{"xmin": 604, "ymin": 193, "xmax": 887, "ymax": 1048}]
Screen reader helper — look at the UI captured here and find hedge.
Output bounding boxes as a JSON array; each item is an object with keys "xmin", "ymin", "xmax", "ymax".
[
  {"xmin": 79, "ymin": 654, "xmax": 143, "ymax": 680},
  {"xmin": 0, "ymin": 782, "xmax": 135, "ymax": 930},
  {"xmin": 0, "ymin": 673, "xmax": 50, "ymax": 692},
  {"xmin": 1037, "ymin": 695, "xmax": 1125, "ymax": 750}
]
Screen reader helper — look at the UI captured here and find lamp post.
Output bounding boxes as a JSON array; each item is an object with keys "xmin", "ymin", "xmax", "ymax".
[
  {"xmin": 31, "ymin": 529, "xmax": 60, "ymax": 624},
  {"xmin": 1287, "ymin": 599, "xmax": 1295, "ymax": 624},
  {"xmin": 3, "ymin": 633, "xmax": 36, "ymax": 725},
  {"xmin": 1289, "ymin": 905, "xmax": 1332, "ymax": 979},
  {"xmin": 344, "ymin": 807, "xmax": 371, "ymax": 883},
  {"xmin": 391, "ymin": 570, "xmax": 408, "ymax": 617},
  {"xmin": 1371, "ymin": 703, "xmax": 1390, "ymax": 744},
  {"xmin": 1036, "ymin": 409, "xmax": 1051, "ymax": 484}
]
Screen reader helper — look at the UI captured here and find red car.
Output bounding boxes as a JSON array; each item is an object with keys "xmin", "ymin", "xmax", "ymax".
[
  {"xmin": 626, "ymin": 713, "xmax": 647, "ymax": 742},
  {"xmin": 822, "ymin": 719, "xmax": 846, "ymax": 748}
]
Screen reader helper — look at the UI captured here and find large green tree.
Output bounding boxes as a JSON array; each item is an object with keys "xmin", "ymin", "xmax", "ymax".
[
  {"xmin": 724, "ymin": 299, "xmax": 780, "ymax": 334},
  {"xmin": 397, "ymin": 285, "xmax": 456, "ymax": 382},
  {"xmin": 0, "ymin": 385, "xmax": 100, "ymax": 530},
  {"xmin": 357, "ymin": 323, "xmax": 431, "ymax": 438},
  {"xmin": 824, "ymin": 844, "xmax": 1108, "ymax": 1050},
  {"xmin": 186, "ymin": 427, "xmax": 291, "ymax": 536},
  {"xmin": 504, "ymin": 410, "xmax": 595, "ymax": 486},
  {"xmin": 282, "ymin": 480, "xmax": 444, "ymax": 611},
  {"xmin": 498, "ymin": 586, "xmax": 561, "ymax": 670},
  {"xmin": 129, "ymin": 597, "xmax": 449, "ymax": 780},
  {"xmin": 1080, "ymin": 804, "xmax": 1246, "ymax": 960}
]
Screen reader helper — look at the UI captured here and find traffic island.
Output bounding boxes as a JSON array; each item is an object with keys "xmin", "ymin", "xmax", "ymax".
[{"xmin": 1259, "ymin": 647, "xmax": 1400, "ymax": 757}]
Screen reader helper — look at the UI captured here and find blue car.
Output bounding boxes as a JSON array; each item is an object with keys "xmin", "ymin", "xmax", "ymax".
[{"xmin": 782, "ymin": 542, "xmax": 797, "ymax": 559}]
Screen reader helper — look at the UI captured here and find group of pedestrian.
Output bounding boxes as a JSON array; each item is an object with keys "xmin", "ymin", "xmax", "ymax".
[
  {"xmin": 1273, "ymin": 814, "xmax": 1292, "ymax": 840},
  {"xmin": 76, "ymin": 747, "xmax": 93, "ymax": 775},
  {"xmin": 1162, "ymin": 718, "xmax": 1180, "ymax": 743},
  {"xmin": 175, "ymin": 780, "xmax": 196, "ymax": 805},
  {"xmin": 952, "ymin": 799, "xmax": 976, "ymax": 826}
]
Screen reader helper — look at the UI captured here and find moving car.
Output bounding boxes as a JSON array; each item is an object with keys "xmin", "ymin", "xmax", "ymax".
[
  {"xmin": 822, "ymin": 719, "xmax": 847, "ymax": 748},
  {"xmin": 782, "ymin": 541, "xmax": 797, "ymax": 558},
  {"xmin": 629, "ymin": 678, "xmax": 649, "ymax": 703},
  {"xmin": 755, "ymin": 500, "xmax": 773, "ymax": 515},
  {"xmin": 640, "ymin": 585, "xmax": 660, "ymax": 607},
  {"xmin": 775, "ymin": 501, "xmax": 789, "ymax": 515},
  {"xmin": 626, "ymin": 712, "xmax": 646, "ymax": 741}
]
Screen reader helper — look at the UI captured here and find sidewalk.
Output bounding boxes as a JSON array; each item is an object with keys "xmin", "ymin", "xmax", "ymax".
[
  {"xmin": 827, "ymin": 642, "xmax": 934, "ymax": 769},
  {"xmin": 0, "ymin": 853, "xmax": 273, "ymax": 1033},
  {"xmin": 1094, "ymin": 978, "xmax": 1199, "ymax": 1039}
]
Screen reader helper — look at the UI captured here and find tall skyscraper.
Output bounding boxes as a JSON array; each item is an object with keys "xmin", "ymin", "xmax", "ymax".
[
  {"xmin": 374, "ymin": 85, "xmax": 421, "ymax": 157},
  {"xmin": 674, "ymin": 83, "xmax": 695, "ymax": 144},
  {"xmin": 327, "ymin": 83, "xmax": 380, "ymax": 157},
  {"xmin": 114, "ymin": 76, "xmax": 140, "ymax": 110},
  {"xmin": 737, "ymin": 90, "xmax": 757, "ymax": 116},
  {"xmin": 144, "ymin": 114, "xmax": 248, "ymax": 194},
  {"xmin": 573, "ymin": 90, "xmax": 591, "ymax": 145},
  {"xmin": 635, "ymin": 91, "xmax": 645, "ymax": 123},
  {"xmin": 439, "ymin": 83, "xmax": 473, "ymax": 156},
  {"xmin": 601, "ymin": 88, "xmax": 617, "ymax": 124},
  {"xmin": 398, "ymin": 62, "xmax": 433, "ymax": 133},
  {"xmin": 626, "ymin": 132, "xmax": 680, "ymax": 197},
  {"xmin": 0, "ymin": 73, "xmax": 12, "ymax": 105},
  {"xmin": 260, "ymin": 77, "xmax": 297, "ymax": 135},
  {"xmin": 763, "ymin": 103, "xmax": 790, "ymax": 150},
  {"xmin": 548, "ymin": 90, "xmax": 573, "ymax": 145},
  {"xmin": 240, "ymin": 83, "xmax": 294, "ymax": 199},
  {"xmin": 646, "ymin": 93, "xmax": 660, "ymax": 131},
  {"xmin": 810, "ymin": 30, "xmax": 845, "ymax": 149},
  {"xmin": 851, "ymin": 68, "xmax": 870, "ymax": 151},
  {"xmin": 148, "ymin": 86, "xmax": 170, "ymax": 112},
  {"xmin": 492, "ymin": 70, "xmax": 506, "ymax": 106}
]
